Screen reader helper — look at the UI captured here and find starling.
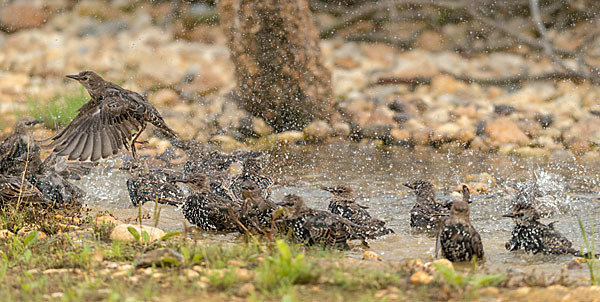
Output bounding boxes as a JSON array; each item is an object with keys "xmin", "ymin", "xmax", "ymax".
[
  {"xmin": 125, "ymin": 163, "xmax": 184, "ymax": 207},
  {"xmin": 238, "ymin": 180, "xmax": 278, "ymax": 233},
  {"xmin": 322, "ymin": 185, "xmax": 393, "ymax": 238},
  {"xmin": 278, "ymin": 194, "xmax": 368, "ymax": 249},
  {"xmin": 43, "ymin": 71, "xmax": 177, "ymax": 161},
  {"xmin": 503, "ymin": 200, "xmax": 580, "ymax": 256},
  {"xmin": 225, "ymin": 154, "xmax": 273, "ymax": 203},
  {"xmin": 0, "ymin": 174, "xmax": 48, "ymax": 206},
  {"xmin": 405, "ymin": 180, "xmax": 452, "ymax": 231},
  {"xmin": 177, "ymin": 173, "xmax": 238, "ymax": 232},
  {"xmin": 438, "ymin": 185, "xmax": 484, "ymax": 262},
  {"xmin": 0, "ymin": 117, "xmax": 44, "ymax": 177}
]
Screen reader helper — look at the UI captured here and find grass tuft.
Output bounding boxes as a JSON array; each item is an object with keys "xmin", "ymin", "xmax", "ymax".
[{"xmin": 26, "ymin": 88, "xmax": 88, "ymax": 129}]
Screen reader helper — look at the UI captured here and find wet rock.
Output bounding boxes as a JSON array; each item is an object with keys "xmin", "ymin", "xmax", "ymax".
[
  {"xmin": 363, "ymin": 251, "xmax": 381, "ymax": 261},
  {"xmin": 331, "ymin": 122, "xmax": 351, "ymax": 137},
  {"xmin": 209, "ymin": 135, "xmax": 246, "ymax": 152},
  {"xmin": 564, "ymin": 118, "xmax": 600, "ymax": 154},
  {"xmin": 252, "ymin": 117, "xmax": 273, "ymax": 136},
  {"xmin": 535, "ymin": 113, "xmax": 554, "ymax": 128},
  {"xmin": 304, "ymin": 120, "xmax": 333, "ymax": 142},
  {"xmin": 338, "ymin": 98, "xmax": 374, "ymax": 127},
  {"xmin": 494, "ymin": 104, "xmax": 516, "ymax": 116},
  {"xmin": 360, "ymin": 124, "xmax": 393, "ymax": 144},
  {"xmin": 484, "ymin": 117, "xmax": 530, "ymax": 145},
  {"xmin": 410, "ymin": 271, "xmax": 433, "ymax": 285},
  {"xmin": 273, "ymin": 131, "xmax": 304, "ymax": 144},
  {"xmin": 431, "ymin": 75, "xmax": 469, "ymax": 96},
  {"xmin": 0, "ymin": 3, "xmax": 50, "ymax": 33},
  {"xmin": 390, "ymin": 128, "xmax": 410, "ymax": 142},
  {"xmin": 110, "ymin": 224, "xmax": 165, "ymax": 243},
  {"xmin": 430, "ymin": 259, "xmax": 454, "ymax": 271},
  {"xmin": 432, "ymin": 122, "xmax": 461, "ymax": 142},
  {"xmin": 135, "ymin": 248, "xmax": 184, "ymax": 268},
  {"xmin": 387, "ymin": 100, "xmax": 406, "ymax": 113}
]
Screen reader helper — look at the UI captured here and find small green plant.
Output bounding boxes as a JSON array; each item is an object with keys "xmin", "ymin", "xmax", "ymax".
[
  {"xmin": 256, "ymin": 240, "xmax": 315, "ymax": 294},
  {"xmin": 432, "ymin": 262, "xmax": 505, "ymax": 290},
  {"xmin": 577, "ymin": 216, "xmax": 599, "ymax": 285},
  {"xmin": 26, "ymin": 88, "xmax": 88, "ymax": 129}
]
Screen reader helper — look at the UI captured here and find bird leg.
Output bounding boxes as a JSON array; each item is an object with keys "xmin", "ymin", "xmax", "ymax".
[{"xmin": 130, "ymin": 124, "xmax": 147, "ymax": 160}]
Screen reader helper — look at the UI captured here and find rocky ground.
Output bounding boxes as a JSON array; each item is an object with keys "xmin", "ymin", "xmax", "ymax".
[
  {"xmin": 1, "ymin": 0, "xmax": 600, "ymax": 161},
  {"xmin": 2, "ymin": 1, "xmax": 600, "ymax": 300}
]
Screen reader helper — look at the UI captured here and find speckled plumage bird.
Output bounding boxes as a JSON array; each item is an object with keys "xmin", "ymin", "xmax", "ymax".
[
  {"xmin": 438, "ymin": 185, "xmax": 484, "ymax": 262},
  {"xmin": 225, "ymin": 155, "xmax": 273, "ymax": 203},
  {"xmin": 177, "ymin": 173, "xmax": 238, "ymax": 232},
  {"xmin": 322, "ymin": 185, "xmax": 393, "ymax": 238},
  {"xmin": 405, "ymin": 180, "xmax": 452, "ymax": 231},
  {"xmin": 503, "ymin": 200, "xmax": 580, "ymax": 256},
  {"xmin": 43, "ymin": 71, "xmax": 177, "ymax": 161},
  {"xmin": 125, "ymin": 163, "xmax": 184, "ymax": 207},
  {"xmin": 238, "ymin": 180, "xmax": 278, "ymax": 233},
  {"xmin": 278, "ymin": 194, "xmax": 369, "ymax": 249},
  {"xmin": 0, "ymin": 174, "xmax": 48, "ymax": 205},
  {"xmin": 0, "ymin": 117, "xmax": 44, "ymax": 177}
]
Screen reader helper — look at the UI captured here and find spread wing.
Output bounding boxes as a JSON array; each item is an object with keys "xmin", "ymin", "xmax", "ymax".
[{"xmin": 43, "ymin": 97, "xmax": 142, "ymax": 161}]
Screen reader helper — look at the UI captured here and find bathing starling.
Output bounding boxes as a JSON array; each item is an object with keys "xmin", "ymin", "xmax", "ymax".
[
  {"xmin": 0, "ymin": 117, "xmax": 44, "ymax": 177},
  {"xmin": 322, "ymin": 185, "xmax": 393, "ymax": 238},
  {"xmin": 43, "ymin": 71, "xmax": 177, "ymax": 161},
  {"xmin": 278, "ymin": 194, "xmax": 369, "ymax": 249},
  {"xmin": 238, "ymin": 180, "xmax": 278, "ymax": 233},
  {"xmin": 225, "ymin": 154, "xmax": 273, "ymax": 203},
  {"xmin": 405, "ymin": 180, "xmax": 452, "ymax": 231},
  {"xmin": 125, "ymin": 163, "xmax": 184, "ymax": 207},
  {"xmin": 503, "ymin": 200, "xmax": 580, "ymax": 256},
  {"xmin": 0, "ymin": 174, "xmax": 48, "ymax": 206},
  {"xmin": 438, "ymin": 185, "xmax": 484, "ymax": 262},
  {"xmin": 29, "ymin": 168, "xmax": 85, "ymax": 207},
  {"xmin": 177, "ymin": 173, "xmax": 238, "ymax": 232}
]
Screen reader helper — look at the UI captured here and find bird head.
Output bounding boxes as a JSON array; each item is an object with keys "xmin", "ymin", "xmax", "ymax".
[
  {"xmin": 404, "ymin": 180, "xmax": 435, "ymax": 200},
  {"xmin": 502, "ymin": 201, "xmax": 540, "ymax": 223},
  {"xmin": 66, "ymin": 71, "xmax": 105, "ymax": 91},
  {"xmin": 13, "ymin": 116, "xmax": 43, "ymax": 135},
  {"xmin": 176, "ymin": 173, "xmax": 210, "ymax": 193},
  {"xmin": 321, "ymin": 185, "xmax": 354, "ymax": 199},
  {"xmin": 240, "ymin": 180, "xmax": 260, "ymax": 199}
]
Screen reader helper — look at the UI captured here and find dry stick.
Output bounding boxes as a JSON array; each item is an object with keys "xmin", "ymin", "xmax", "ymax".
[{"xmin": 528, "ymin": 0, "xmax": 591, "ymax": 81}]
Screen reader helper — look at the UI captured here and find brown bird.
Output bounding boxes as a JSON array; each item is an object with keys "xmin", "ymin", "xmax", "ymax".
[
  {"xmin": 0, "ymin": 174, "xmax": 48, "ymax": 206},
  {"xmin": 177, "ymin": 173, "xmax": 238, "ymax": 232},
  {"xmin": 437, "ymin": 185, "xmax": 484, "ymax": 262},
  {"xmin": 503, "ymin": 200, "xmax": 584, "ymax": 256},
  {"xmin": 43, "ymin": 71, "xmax": 177, "ymax": 161},
  {"xmin": 0, "ymin": 117, "xmax": 44, "ymax": 177},
  {"xmin": 277, "ymin": 194, "xmax": 368, "ymax": 249},
  {"xmin": 322, "ymin": 185, "xmax": 393, "ymax": 238},
  {"xmin": 405, "ymin": 180, "xmax": 452, "ymax": 231}
]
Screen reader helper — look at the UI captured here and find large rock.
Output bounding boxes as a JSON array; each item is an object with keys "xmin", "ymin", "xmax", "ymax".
[
  {"xmin": 484, "ymin": 117, "xmax": 530, "ymax": 145},
  {"xmin": 304, "ymin": 120, "xmax": 333, "ymax": 142},
  {"xmin": 0, "ymin": 3, "xmax": 50, "ymax": 33},
  {"xmin": 110, "ymin": 224, "xmax": 166, "ymax": 243}
]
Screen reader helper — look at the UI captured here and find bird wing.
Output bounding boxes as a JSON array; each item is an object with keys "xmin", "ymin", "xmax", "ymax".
[
  {"xmin": 43, "ymin": 97, "xmax": 142, "ymax": 161},
  {"xmin": 470, "ymin": 227, "xmax": 485, "ymax": 259}
]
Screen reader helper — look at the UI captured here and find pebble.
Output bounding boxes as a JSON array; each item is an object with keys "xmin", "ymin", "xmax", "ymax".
[
  {"xmin": 236, "ymin": 283, "xmax": 255, "ymax": 297},
  {"xmin": 135, "ymin": 248, "xmax": 184, "ymax": 268},
  {"xmin": 363, "ymin": 251, "xmax": 381, "ymax": 261},
  {"xmin": 409, "ymin": 271, "xmax": 433, "ymax": 285},
  {"xmin": 110, "ymin": 224, "xmax": 165, "ymax": 243}
]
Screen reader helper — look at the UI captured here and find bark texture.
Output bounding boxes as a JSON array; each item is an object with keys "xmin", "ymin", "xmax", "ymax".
[{"xmin": 218, "ymin": 0, "xmax": 333, "ymax": 132}]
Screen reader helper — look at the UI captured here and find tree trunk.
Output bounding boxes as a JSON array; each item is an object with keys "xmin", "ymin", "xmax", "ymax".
[{"xmin": 218, "ymin": 0, "xmax": 333, "ymax": 132}]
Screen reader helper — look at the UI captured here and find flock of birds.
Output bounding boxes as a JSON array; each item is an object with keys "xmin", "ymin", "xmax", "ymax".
[{"xmin": 0, "ymin": 70, "xmax": 593, "ymax": 263}]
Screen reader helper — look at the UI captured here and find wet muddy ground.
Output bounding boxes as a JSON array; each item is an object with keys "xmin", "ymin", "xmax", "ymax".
[{"xmin": 76, "ymin": 145, "xmax": 600, "ymax": 280}]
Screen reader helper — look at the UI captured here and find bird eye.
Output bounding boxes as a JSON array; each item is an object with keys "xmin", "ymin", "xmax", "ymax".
[{"xmin": 82, "ymin": 76, "xmax": 89, "ymax": 81}]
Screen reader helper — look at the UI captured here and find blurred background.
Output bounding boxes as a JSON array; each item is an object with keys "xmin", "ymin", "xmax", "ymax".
[{"xmin": 0, "ymin": 0, "xmax": 599, "ymax": 159}]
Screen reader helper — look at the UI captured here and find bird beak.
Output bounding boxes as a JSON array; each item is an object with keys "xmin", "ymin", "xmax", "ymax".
[
  {"xmin": 174, "ymin": 179, "xmax": 189, "ymax": 183},
  {"xmin": 32, "ymin": 120, "xmax": 44, "ymax": 125},
  {"xmin": 403, "ymin": 183, "xmax": 413, "ymax": 189},
  {"xmin": 502, "ymin": 213, "xmax": 515, "ymax": 218},
  {"xmin": 321, "ymin": 186, "xmax": 334, "ymax": 192},
  {"xmin": 66, "ymin": 74, "xmax": 79, "ymax": 80}
]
